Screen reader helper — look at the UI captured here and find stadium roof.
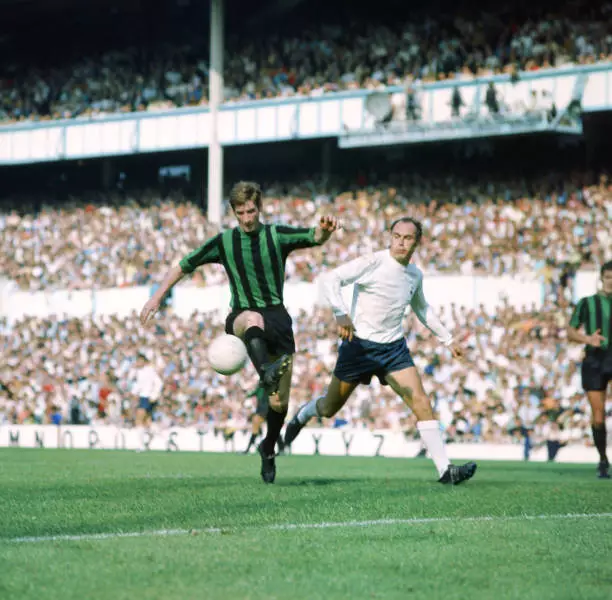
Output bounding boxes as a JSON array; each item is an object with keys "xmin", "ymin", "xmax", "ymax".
[
  {"xmin": 0, "ymin": 0, "xmax": 311, "ymax": 41},
  {"xmin": 0, "ymin": 0, "xmax": 129, "ymax": 12},
  {"xmin": 0, "ymin": 0, "xmax": 299, "ymax": 23},
  {"xmin": 0, "ymin": 0, "xmax": 138, "ymax": 30}
]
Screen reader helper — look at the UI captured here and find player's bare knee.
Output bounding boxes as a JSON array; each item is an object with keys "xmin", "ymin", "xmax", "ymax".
[
  {"xmin": 245, "ymin": 313, "xmax": 264, "ymax": 329},
  {"xmin": 233, "ymin": 311, "xmax": 264, "ymax": 336}
]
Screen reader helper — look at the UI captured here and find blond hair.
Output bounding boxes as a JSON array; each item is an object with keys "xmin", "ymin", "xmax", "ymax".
[{"xmin": 229, "ymin": 181, "xmax": 262, "ymax": 210}]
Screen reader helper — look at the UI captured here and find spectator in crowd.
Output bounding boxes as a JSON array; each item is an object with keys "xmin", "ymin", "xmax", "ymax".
[
  {"xmin": 541, "ymin": 417, "xmax": 569, "ymax": 462},
  {"xmin": 451, "ymin": 87, "xmax": 464, "ymax": 118},
  {"xmin": 130, "ymin": 354, "xmax": 163, "ymax": 426},
  {"xmin": 485, "ymin": 82, "xmax": 500, "ymax": 115}
]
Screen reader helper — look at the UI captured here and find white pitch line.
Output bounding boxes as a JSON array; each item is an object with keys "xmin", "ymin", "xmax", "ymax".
[{"xmin": 6, "ymin": 512, "xmax": 612, "ymax": 545}]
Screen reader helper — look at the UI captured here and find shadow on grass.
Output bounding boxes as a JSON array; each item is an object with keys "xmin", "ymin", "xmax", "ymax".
[{"xmin": 277, "ymin": 478, "xmax": 364, "ymax": 487}]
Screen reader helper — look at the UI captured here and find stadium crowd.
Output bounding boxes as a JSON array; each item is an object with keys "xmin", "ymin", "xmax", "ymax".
[
  {"xmin": 1, "ymin": 172, "xmax": 611, "ymax": 292},
  {"xmin": 0, "ymin": 296, "xmax": 608, "ymax": 452},
  {"xmin": 1, "ymin": 1, "xmax": 611, "ymax": 123},
  {"xmin": 1, "ymin": 167, "xmax": 611, "ymax": 454}
]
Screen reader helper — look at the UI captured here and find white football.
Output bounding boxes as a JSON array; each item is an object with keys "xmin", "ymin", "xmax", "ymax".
[{"xmin": 207, "ymin": 334, "xmax": 248, "ymax": 376}]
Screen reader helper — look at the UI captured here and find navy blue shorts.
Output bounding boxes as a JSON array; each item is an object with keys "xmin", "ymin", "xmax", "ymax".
[
  {"xmin": 333, "ymin": 336, "xmax": 415, "ymax": 386},
  {"xmin": 138, "ymin": 397, "xmax": 152, "ymax": 413}
]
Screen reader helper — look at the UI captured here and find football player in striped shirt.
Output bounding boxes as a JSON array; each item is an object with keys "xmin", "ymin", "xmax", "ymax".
[
  {"xmin": 141, "ymin": 181, "xmax": 339, "ymax": 483},
  {"xmin": 567, "ymin": 260, "xmax": 612, "ymax": 479}
]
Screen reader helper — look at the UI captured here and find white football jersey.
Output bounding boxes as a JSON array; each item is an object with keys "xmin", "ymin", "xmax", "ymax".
[{"xmin": 319, "ymin": 249, "xmax": 453, "ymax": 345}]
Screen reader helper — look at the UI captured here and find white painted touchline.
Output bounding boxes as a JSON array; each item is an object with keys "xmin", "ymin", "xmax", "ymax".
[{"xmin": 5, "ymin": 512, "xmax": 612, "ymax": 544}]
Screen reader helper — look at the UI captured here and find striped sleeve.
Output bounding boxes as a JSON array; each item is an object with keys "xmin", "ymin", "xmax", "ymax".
[
  {"xmin": 179, "ymin": 234, "xmax": 222, "ymax": 274},
  {"xmin": 569, "ymin": 298, "xmax": 587, "ymax": 328},
  {"xmin": 275, "ymin": 225, "xmax": 320, "ymax": 255}
]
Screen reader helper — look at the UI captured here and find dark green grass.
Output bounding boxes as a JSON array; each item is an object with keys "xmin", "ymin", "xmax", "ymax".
[{"xmin": 0, "ymin": 449, "xmax": 610, "ymax": 600}]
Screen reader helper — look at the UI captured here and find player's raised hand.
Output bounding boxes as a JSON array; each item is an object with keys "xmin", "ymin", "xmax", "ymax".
[
  {"xmin": 587, "ymin": 329, "xmax": 606, "ymax": 347},
  {"xmin": 319, "ymin": 215, "xmax": 340, "ymax": 232},
  {"xmin": 140, "ymin": 298, "xmax": 161, "ymax": 326},
  {"xmin": 335, "ymin": 314, "xmax": 355, "ymax": 342}
]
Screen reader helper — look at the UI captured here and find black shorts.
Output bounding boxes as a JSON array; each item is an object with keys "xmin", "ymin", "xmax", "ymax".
[
  {"xmin": 254, "ymin": 403, "xmax": 267, "ymax": 418},
  {"xmin": 225, "ymin": 305, "xmax": 295, "ymax": 357},
  {"xmin": 581, "ymin": 352, "xmax": 612, "ymax": 392}
]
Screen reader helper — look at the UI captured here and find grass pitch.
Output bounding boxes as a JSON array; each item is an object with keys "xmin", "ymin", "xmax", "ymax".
[{"xmin": 0, "ymin": 449, "xmax": 610, "ymax": 600}]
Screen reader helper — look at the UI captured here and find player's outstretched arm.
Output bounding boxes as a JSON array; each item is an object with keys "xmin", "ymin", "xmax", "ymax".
[
  {"xmin": 140, "ymin": 234, "xmax": 222, "ymax": 326},
  {"xmin": 140, "ymin": 265, "xmax": 185, "ymax": 325},
  {"xmin": 409, "ymin": 276, "xmax": 463, "ymax": 358}
]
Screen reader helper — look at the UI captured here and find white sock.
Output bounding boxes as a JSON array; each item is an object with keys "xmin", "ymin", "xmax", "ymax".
[
  {"xmin": 417, "ymin": 420, "xmax": 451, "ymax": 478},
  {"xmin": 297, "ymin": 397, "xmax": 321, "ymax": 424}
]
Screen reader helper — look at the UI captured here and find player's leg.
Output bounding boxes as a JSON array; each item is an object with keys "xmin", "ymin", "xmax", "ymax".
[
  {"xmin": 522, "ymin": 427, "xmax": 532, "ymax": 461},
  {"xmin": 385, "ymin": 366, "xmax": 476, "ymax": 485},
  {"xmin": 271, "ymin": 358, "xmax": 296, "ymax": 452},
  {"xmin": 547, "ymin": 439, "xmax": 562, "ymax": 462},
  {"xmin": 581, "ymin": 358, "xmax": 610, "ymax": 478},
  {"xmin": 284, "ymin": 375, "xmax": 358, "ymax": 447},
  {"xmin": 244, "ymin": 385, "xmax": 268, "ymax": 453},
  {"xmin": 243, "ymin": 413, "xmax": 264, "ymax": 454},
  {"xmin": 284, "ymin": 334, "xmax": 366, "ymax": 447},
  {"xmin": 256, "ymin": 307, "xmax": 296, "ymax": 483},
  {"xmin": 230, "ymin": 310, "xmax": 290, "ymax": 398},
  {"xmin": 587, "ymin": 390, "xmax": 609, "ymax": 478},
  {"xmin": 136, "ymin": 397, "xmax": 150, "ymax": 427},
  {"xmin": 230, "ymin": 310, "xmax": 268, "ymax": 383},
  {"xmin": 262, "ymin": 357, "xmax": 293, "ymax": 447},
  {"xmin": 256, "ymin": 356, "xmax": 293, "ymax": 483},
  {"xmin": 312, "ymin": 376, "xmax": 360, "ymax": 419}
]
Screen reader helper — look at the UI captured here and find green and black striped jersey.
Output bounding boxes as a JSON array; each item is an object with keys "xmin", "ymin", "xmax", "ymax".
[
  {"xmin": 569, "ymin": 294, "xmax": 612, "ymax": 351},
  {"xmin": 179, "ymin": 224, "xmax": 321, "ymax": 310}
]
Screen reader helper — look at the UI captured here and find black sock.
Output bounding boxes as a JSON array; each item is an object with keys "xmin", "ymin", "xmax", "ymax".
[
  {"xmin": 243, "ymin": 326, "xmax": 269, "ymax": 378},
  {"xmin": 263, "ymin": 408, "xmax": 287, "ymax": 455},
  {"xmin": 245, "ymin": 433, "xmax": 257, "ymax": 452},
  {"xmin": 592, "ymin": 424, "xmax": 608, "ymax": 462}
]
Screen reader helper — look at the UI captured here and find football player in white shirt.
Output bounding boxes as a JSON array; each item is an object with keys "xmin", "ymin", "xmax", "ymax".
[{"xmin": 284, "ymin": 217, "xmax": 477, "ymax": 485}]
